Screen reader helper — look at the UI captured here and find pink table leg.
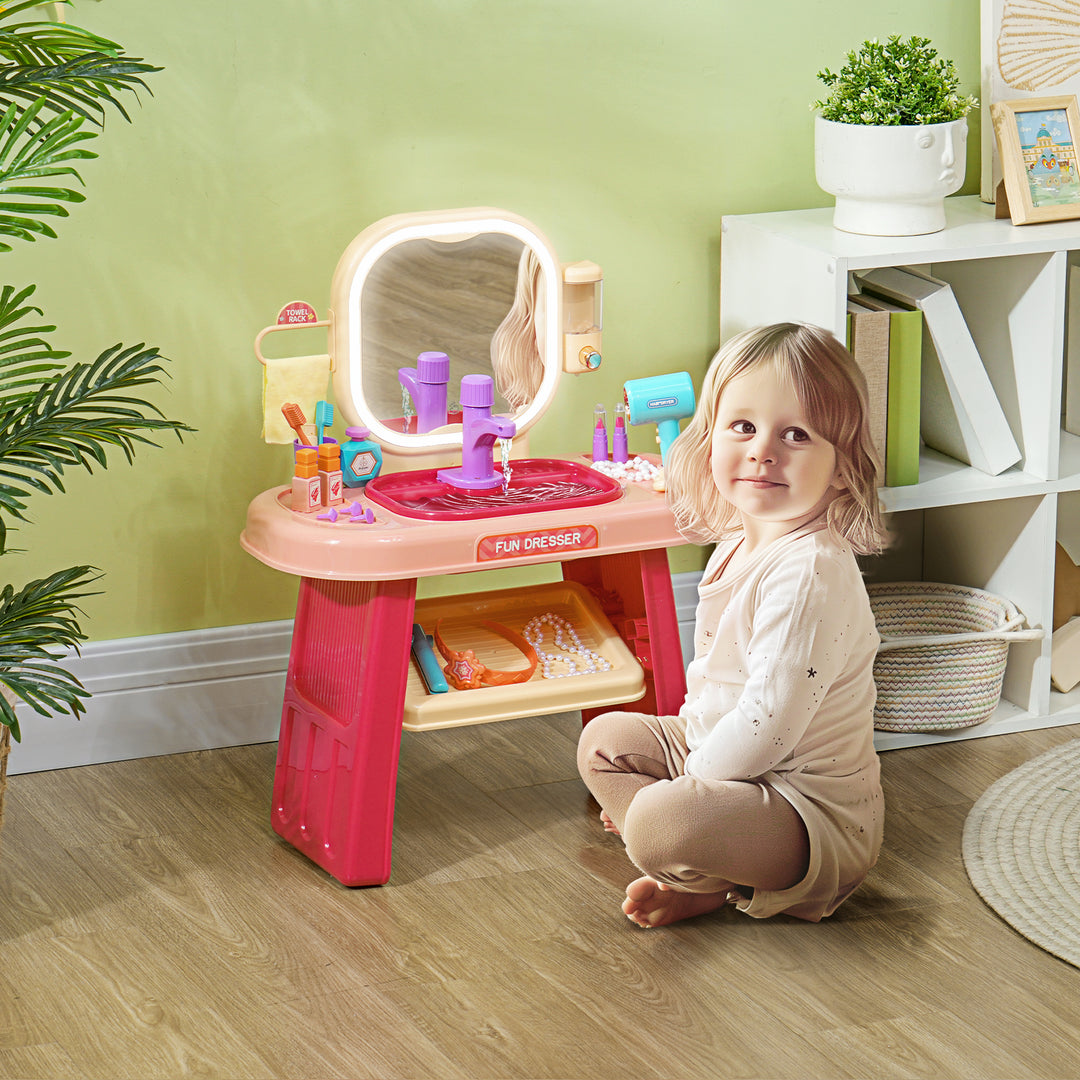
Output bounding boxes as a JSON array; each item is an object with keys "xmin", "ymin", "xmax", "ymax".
[
  {"xmin": 562, "ymin": 548, "xmax": 687, "ymax": 722},
  {"xmin": 271, "ymin": 575, "xmax": 416, "ymax": 885}
]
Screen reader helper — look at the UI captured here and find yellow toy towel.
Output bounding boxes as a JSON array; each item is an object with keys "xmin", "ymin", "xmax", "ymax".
[{"xmin": 262, "ymin": 353, "xmax": 331, "ymax": 443}]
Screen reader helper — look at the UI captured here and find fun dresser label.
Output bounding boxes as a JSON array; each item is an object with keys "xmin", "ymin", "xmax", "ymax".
[{"xmin": 477, "ymin": 525, "xmax": 599, "ymax": 562}]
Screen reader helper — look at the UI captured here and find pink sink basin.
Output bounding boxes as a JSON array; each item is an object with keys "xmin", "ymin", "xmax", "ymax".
[{"xmin": 364, "ymin": 457, "xmax": 623, "ymax": 521}]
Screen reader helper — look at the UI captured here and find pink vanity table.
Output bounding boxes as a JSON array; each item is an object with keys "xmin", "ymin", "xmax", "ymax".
[
  {"xmin": 246, "ymin": 205, "xmax": 693, "ymax": 885},
  {"xmin": 241, "ymin": 459, "xmax": 687, "ymax": 885}
]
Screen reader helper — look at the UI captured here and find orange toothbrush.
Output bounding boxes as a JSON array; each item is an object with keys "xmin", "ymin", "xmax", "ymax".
[{"xmin": 281, "ymin": 402, "xmax": 309, "ymax": 444}]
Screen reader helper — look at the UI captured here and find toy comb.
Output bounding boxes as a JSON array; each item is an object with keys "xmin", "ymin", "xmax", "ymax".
[
  {"xmin": 315, "ymin": 400, "xmax": 334, "ymax": 444},
  {"xmin": 281, "ymin": 402, "xmax": 308, "ymax": 444}
]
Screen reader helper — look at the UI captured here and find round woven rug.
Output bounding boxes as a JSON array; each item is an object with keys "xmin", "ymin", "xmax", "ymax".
[{"xmin": 962, "ymin": 738, "xmax": 1080, "ymax": 969}]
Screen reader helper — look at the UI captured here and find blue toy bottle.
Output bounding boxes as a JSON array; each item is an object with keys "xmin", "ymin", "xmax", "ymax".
[{"xmin": 340, "ymin": 426, "xmax": 383, "ymax": 487}]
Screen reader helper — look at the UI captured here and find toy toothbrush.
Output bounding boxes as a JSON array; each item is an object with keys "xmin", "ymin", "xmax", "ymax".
[
  {"xmin": 281, "ymin": 402, "xmax": 309, "ymax": 445},
  {"xmin": 315, "ymin": 400, "xmax": 334, "ymax": 444}
]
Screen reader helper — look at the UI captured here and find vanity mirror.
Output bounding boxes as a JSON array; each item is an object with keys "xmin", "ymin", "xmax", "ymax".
[{"xmin": 330, "ymin": 207, "xmax": 564, "ymax": 456}]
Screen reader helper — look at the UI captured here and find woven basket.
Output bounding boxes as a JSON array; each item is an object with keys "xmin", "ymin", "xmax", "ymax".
[{"xmin": 868, "ymin": 581, "xmax": 1043, "ymax": 733}]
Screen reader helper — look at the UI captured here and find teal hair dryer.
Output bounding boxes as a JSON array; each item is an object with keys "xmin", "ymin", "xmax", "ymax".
[{"xmin": 623, "ymin": 371, "xmax": 696, "ymax": 464}]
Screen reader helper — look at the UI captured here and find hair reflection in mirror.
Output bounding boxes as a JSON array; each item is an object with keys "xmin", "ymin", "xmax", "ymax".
[{"xmin": 491, "ymin": 247, "xmax": 545, "ymax": 410}]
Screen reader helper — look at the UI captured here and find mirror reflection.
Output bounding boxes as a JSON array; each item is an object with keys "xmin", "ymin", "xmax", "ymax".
[
  {"xmin": 360, "ymin": 233, "xmax": 545, "ymax": 424},
  {"xmin": 331, "ymin": 207, "xmax": 563, "ymax": 455}
]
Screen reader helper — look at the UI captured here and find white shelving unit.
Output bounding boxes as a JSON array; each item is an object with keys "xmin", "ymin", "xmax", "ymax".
[{"xmin": 720, "ymin": 195, "xmax": 1080, "ymax": 750}]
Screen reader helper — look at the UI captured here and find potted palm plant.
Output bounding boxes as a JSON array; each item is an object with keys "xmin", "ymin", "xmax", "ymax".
[
  {"xmin": 812, "ymin": 35, "xmax": 978, "ymax": 235},
  {"xmin": 0, "ymin": 0, "xmax": 191, "ymax": 841}
]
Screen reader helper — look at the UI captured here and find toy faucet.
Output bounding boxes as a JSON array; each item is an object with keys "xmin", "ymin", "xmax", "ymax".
[
  {"xmin": 437, "ymin": 374, "xmax": 516, "ymax": 490},
  {"xmin": 398, "ymin": 350, "xmax": 450, "ymax": 433}
]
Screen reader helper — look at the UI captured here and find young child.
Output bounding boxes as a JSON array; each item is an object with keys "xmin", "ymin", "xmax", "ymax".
[{"xmin": 578, "ymin": 322, "xmax": 890, "ymax": 928}]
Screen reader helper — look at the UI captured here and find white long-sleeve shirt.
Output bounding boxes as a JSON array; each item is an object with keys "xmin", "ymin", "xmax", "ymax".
[{"xmin": 680, "ymin": 518, "xmax": 884, "ymax": 919}]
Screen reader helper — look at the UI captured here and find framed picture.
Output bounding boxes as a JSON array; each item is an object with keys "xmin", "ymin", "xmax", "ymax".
[
  {"xmin": 991, "ymin": 95, "xmax": 1080, "ymax": 224},
  {"xmin": 981, "ymin": 0, "xmax": 1080, "ymax": 202}
]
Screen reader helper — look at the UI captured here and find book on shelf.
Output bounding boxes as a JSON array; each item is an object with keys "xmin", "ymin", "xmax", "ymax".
[
  {"xmin": 1066, "ymin": 264, "xmax": 1080, "ymax": 438},
  {"xmin": 855, "ymin": 265, "xmax": 1021, "ymax": 477},
  {"xmin": 1052, "ymin": 617, "xmax": 1080, "ymax": 693},
  {"xmin": 845, "ymin": 298, "xmax": 889, "ymax": 483},
  {"xmin": 847, "ymin": 290, "xmax": 922, "ymax": 488}
]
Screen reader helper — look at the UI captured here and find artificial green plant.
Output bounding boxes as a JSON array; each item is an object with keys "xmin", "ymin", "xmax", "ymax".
[
  {"xmin": 0, "ymin": 0, "xmax": 190, "ymax": 741},
  {"xmin": 813, "ymin": 35, "xmax": 977, "ymax": 126}
]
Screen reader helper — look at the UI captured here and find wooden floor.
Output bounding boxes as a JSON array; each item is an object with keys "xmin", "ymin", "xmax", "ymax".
[{"xmin": 2, "ymin": 713, "xmax": 1080, "ymax": 1080}]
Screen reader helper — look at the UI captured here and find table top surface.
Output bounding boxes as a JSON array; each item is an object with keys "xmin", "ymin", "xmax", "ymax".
[{"xmin": 241, "ymin": 456, "xmax": 686, "ymax": 581}]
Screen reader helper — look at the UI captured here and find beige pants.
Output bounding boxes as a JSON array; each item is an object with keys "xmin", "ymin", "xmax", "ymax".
[{"xmin": 577, "ymin": 710, "xmax": 810, "ymax": 895}]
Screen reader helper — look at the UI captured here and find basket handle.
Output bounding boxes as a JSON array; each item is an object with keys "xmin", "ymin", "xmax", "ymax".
[{"xmin": 877, "ymin": 625, "xmax": 1044, "ymax": 652}]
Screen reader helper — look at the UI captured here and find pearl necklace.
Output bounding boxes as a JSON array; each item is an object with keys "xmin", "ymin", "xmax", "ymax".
[{"xmin": 522, "ymin": 613, "xmax": 612, "ymax": 679}]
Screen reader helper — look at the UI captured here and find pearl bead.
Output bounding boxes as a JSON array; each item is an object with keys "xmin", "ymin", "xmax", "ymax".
[
  {"xmin": 589, "ymin": 455, "xmax": 660, "ymax": 485},
  {"xmin": 523, "ymin": 613, "xmax": 612, "ymax": 680}
]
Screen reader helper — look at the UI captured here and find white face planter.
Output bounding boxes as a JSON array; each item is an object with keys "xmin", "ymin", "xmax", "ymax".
[{"xmin": 814, "ymin": 115, "xmax": 968, "ymax": 236}]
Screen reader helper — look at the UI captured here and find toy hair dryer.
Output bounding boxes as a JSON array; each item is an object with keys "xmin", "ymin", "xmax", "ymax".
[{"xmin": 623, "ymin": 371, "xmax": 696, "ymax": 464}]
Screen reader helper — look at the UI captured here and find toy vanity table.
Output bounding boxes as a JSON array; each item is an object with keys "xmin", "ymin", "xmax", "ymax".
[{"xmin": 242, "ymin": 208, "xmax": 690, "ymax": 886}]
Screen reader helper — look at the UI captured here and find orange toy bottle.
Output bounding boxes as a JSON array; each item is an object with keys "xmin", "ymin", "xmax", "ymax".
[
  {"xmin": 318, "ymin": 442, "xmax": 344, "ymax": 507},
  {"xmin": 291, "ymin": 446, "xmax": 321, "ymax": 513}
]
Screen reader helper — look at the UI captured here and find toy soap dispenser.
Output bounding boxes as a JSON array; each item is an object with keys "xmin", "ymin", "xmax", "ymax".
[{"xmin": 562, "ymin": 261, "xmax": 603, "ymax": 373}]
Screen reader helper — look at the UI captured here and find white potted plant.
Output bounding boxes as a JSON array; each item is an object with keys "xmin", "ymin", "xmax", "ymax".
[{"xmin": 813, "ymin": 35, "xmax": 978, "ymax": 236}]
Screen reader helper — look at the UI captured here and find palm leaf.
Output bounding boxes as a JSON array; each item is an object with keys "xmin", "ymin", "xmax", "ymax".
[
  {"xmin": 0, "ymin": 6, "xmax": 159, "ymax": 126},
  {"xmin": 0, "ymin": 337, "xmax": 192, "ymax": 521},
  {"xmin": 0, "ymin": 5, "xmax": 176, "ymax": 744},
  {"xmin": 0, "ymin": 53, "xmax": 159, "ymax": 125},
  {"xmin": 0, "ymin": 7, "xmax": 159, "ymax": 251},
  {"xmin": 0, "ymin": 562, "xmax": 100, "ymax": 740},
  {"xmin": 0, "ymin": 2, "xmax": 62, "ymax": 22},
  {"xmin": 0, "ymin": 9, "xmax": 130, "ymax": 60},
  {"xmin": 0, "ymin": 99, "xmax": 94, "ymax": 250},
  {"xmin": 0, "ymin": 96, "xmax": 96, "ymax": 170},
  {"xmin": 0, "ymin": 283, "xmax": 69, "ymax": 402},
  {"xmin": 0, "ymin": 2, "xmax": 61, "ymax": 27}
]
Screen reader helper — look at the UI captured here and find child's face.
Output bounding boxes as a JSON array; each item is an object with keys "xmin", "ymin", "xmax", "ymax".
[{"xmin": 711, "ymin": 362, "xmax": 842, "ymax": 540}]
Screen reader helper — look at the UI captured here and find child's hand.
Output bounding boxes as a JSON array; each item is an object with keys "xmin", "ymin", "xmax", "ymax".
[{"xmin": 600, "ymin": 809, "xmax": 622, "ymax": 836}]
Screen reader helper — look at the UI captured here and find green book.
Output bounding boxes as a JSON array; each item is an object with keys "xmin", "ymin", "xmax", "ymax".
[{"xmin": 884, "ymin": 306, "xmax": 922, "ymax": 486}]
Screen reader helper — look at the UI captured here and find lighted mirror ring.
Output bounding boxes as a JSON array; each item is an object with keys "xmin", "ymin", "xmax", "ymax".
[{"xmin": 329, "ymin": 208, "xmax": 562, "ymax": 455}]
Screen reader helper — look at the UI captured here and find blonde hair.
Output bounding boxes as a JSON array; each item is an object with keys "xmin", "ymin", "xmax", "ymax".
[
  {"xmin": 490, "ymin": 247, "xmax": 544, "ymax": 409},
  {"xmin": 665, "ymin": 322, "xmax": 889, "ymax": 556}
]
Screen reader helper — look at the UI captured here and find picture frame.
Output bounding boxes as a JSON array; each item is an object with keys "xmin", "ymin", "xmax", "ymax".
[
  {"xmin": 980, "ymin": 0, "xmax": 1080, "ymax": 202},
  {"xmin": 991, "ymin": 95, "xmax": 1080, "ymax": 224}
]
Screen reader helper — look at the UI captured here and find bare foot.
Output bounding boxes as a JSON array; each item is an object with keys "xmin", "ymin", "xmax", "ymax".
[
  {"xmin": 622, "ymin": 875, "xmax": 735, "ymax": 928},
  {"xmin": 599, "ymin": 809, "xmax": 621, "ymax": 836}
]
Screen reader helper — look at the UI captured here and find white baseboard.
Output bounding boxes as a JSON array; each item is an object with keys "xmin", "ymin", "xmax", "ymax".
[
  {"xmin": 671, "ymin": 570, "xmax": 700, "ymax": 664},
  {"xmin": 6, "ymin": 621, "xmax": 293, "ymax": 775},
  {"xmin": 6, "ymin": 571, "xmax": 701, "ymax": 776}
]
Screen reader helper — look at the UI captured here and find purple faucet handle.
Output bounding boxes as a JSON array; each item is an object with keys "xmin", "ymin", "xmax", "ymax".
[
  {"xmin": 417, "ymin": 351, "xmax": 450, "ymax": 384},
  {"xmin": 459, "ymin": 373, "xmax": 495, "ymax": 408}
]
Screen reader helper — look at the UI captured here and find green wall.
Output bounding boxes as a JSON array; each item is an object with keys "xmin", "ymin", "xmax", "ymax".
[{"xmin": 8, "ymin": 0, "xmax": 980, "ymax": 641}]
